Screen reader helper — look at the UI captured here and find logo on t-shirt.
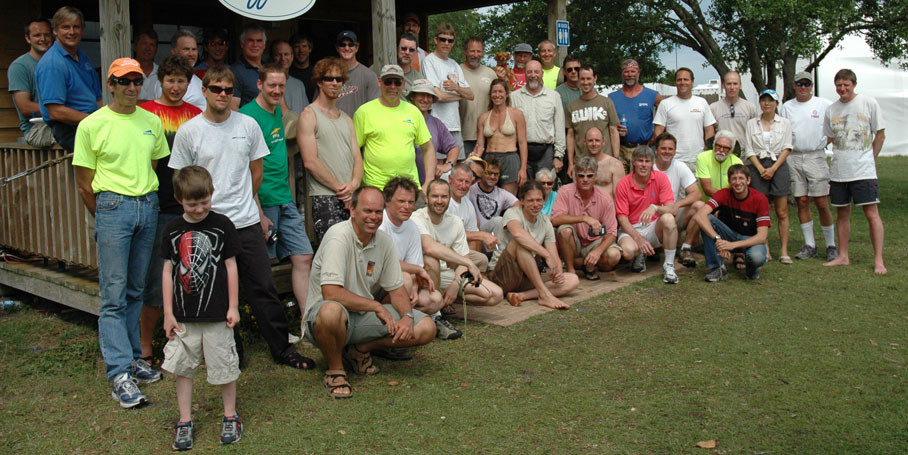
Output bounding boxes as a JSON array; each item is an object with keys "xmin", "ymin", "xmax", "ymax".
[
  {"xmin": 338, "ymin": 84, "xmax": 359, "ymax": 99},
  {"xmin": 572, "ymin": 106, "xmax": 607, "ymax": 123}
]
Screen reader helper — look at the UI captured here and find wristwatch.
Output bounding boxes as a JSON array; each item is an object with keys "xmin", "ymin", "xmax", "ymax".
[
  {"xmin": 445, "ymin": 160, "xmax": 454, "ymax": 166},
  {"xmin": 403, "ymin": 312, "xmax": 415, "ymax": 320},
  {"xmin": 715, "ymin": 235, "xmax": 721, "ymax": 241}
]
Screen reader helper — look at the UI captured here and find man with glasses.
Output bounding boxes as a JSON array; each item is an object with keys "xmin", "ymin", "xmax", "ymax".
[
  {"xmin": 231, "ymin": 24, "xmax": 267, "ymax": 108},
  {"xmin": 709, "ymin": 71, "xmax": 758, "ymax": 152},
  {"xmin": 354, "ymin": 65, "xmax": 435, "ymax": 192},
  {"xmin": 400, "ymin": 13, "xmax": 427, "ymax": 72},
  {"xmin": 609, "ymin": 59, "xmax": 663, "ymax": 173},
  {"xmin": 468, "ymin": 156, "xmax": 518, "ymax": 234},
  {"xmin": 299, "ymin": 57, "xmax": 363, "ymax": 244},
  {"xmin": 459, "ymin": 37, "xmax": 497, "ymax": 157},
  {"xmin": 396, "ymin": 33, "xmax": 421, "ymax": 96},
  {"xmin": 615, "ymin": 146, "xmax": 680, "ymax": 284},
  {"xmin": 422, "ymin": 23, "xmax": 473, "ymax": 161},
  {"xmin": 335, "ymin": 30, "xmax": 380, "ymax": 118},
  {"xmin": 171, "ymin": 66, "xmax": 317, "ymax": 372},
  {"xmin": 195, "ymin": 28, "xmax": 228, "ymax": 79},
  {"xmin": 780, "ymin": 71, "xmax": 837, "ymax": 261},
  {"xmin": 555, "ymin": 55, "xmax": 582, "ymax": 121},
  {"xmin": 73, "ymin": 57, "xmax": 169, "ymax": 408},
  {"xmin": 34, "ymin": 6, "xmax": 102, "ymax": 152},
  {"xmin": 551, "ymin": 156, "xmax": 623, "ymax": 280}
]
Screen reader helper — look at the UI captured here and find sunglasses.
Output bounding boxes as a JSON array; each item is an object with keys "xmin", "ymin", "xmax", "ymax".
[
  {"xmin": 111, "ymin": 76, "xmax": 143, "ymax": 86},
  {"xmin": 795, "ymin": 81, "xmax": 812, "ymax": 87},
  {"xmin": 205, "ymin": 85, "xmax": 234, "ymax": 95},
  {"xmin": 337, "ymin": 41, "xmax": 357, "ymax": 48},
  {"xmin": 208, "ymin": 40, "xmax": 226, "ymax": 47},
  {"xmin": 484, "ymin": 171, "xmax": 500, "ymax": 177},
  {"xmin": 564, "ymin": 66, "xmax": 580, "ymax": 73},
  {"xmin": 321, "ymin": 76, "xmax": 344, "ymax": 83},
  {"xmin": 576, "ymin": 173, "xmax": 595, "ymax": 179},
  {"xmin": 382, "ymin": 78, "xmax": 403, "ymax": 87},
  {"xmin": 436, "ymin": 36, "xmax": 455, "ymax": 43},
  {"xmin": 729, "ymin": 103, "xmax": 735, "ymax": 118},
  {"xmin": 540, "ymin": 181, "xmax": 555, "ymax": 186},
  {"xmin": 715, "ymin": 144, "xmax": 732, "ymax": 152},
  {"xmin": 399, "ymin": 46, "xmax": 416, "ymax": 53}
]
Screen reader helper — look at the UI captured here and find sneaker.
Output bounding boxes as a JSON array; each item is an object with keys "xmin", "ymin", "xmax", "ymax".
[
  {"xmin": 434, "ymin": 317, "xmax": 463, "ymax": 340},
  {"xmin": 111, "ymin": 372, "xmax": 147, "ymax": 409},
  {"xmin": 826, "ymin": 246, "xmax": 839, "ymax": 261},
  {"xmin": 662, "ymin": 263, "xmax": 679, "ymax": 284},
  {"xmin": 288, "ymin": 332, "xmax": 301, "ymax": 344},
  {"xmin": 220, "ymin": 415, "xmax": 242, "ymax": 445},
  {"xmin": 172, "ymin": 421, "xmax": 193, "ymax": 451},
  {"xmin": 704, "ymin": 265, "xmax": 728, "ymax": 282},
  {"xmin": 795, "ymin": 244, "xmax": 818, "ymax": 260},
  {"xmin": 130, "ymin": 358, "xmax": 162, "ymax": 384},
  {"xmin": 679, "ymin": 248, "xmax": 697, "ymax": 268},
  {"xmin": 631, "ymin": 254, "xmax": 646, "ymax": 273}
]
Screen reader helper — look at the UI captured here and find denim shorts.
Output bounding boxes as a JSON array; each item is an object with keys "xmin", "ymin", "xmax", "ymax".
[{"xmin": 262, "ymin": 202, "xmax": 313, "ymax": 260}]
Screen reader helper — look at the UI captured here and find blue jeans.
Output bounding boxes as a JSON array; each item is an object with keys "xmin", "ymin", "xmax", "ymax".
[
  {"xmin": 94, "ymin": 191, "xmax": 159, "ymax": 381},
  {"xmin": 700, "ymin": 215, "xmax": 767, "ymax": 276}
]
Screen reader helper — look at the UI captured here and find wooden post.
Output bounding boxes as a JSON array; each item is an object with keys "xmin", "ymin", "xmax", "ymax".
[
  {"xmin": 547, "ymin": 0, "xmax": 567, "ymax": 67},
  {"xmin": 371, "ymin": 0, "xmax": 396, "ymax": 70},
  {"xmin": 98, "ymin": 0, "xmax": 132, "ymax": 105}
]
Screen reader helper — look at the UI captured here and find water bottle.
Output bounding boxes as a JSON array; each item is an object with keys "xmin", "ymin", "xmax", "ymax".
[
  {"xmin": 620, "ymin": 114, "xmax": 628, "ymax": 136},
  {"xmin": 1, "ymin": 299, "xmax": 23, "ymax": 310}
]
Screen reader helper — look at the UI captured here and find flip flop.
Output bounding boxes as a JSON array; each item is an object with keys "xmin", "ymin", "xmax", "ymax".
[
  {"xmin": 780, "ymin": 255, "xmax": 793, "ymax": 265},
  {"xmin": 581, "ymin": 265, "xmax": 600, "ymax": 281}
]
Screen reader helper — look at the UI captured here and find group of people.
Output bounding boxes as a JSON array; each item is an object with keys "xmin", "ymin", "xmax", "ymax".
[{"xmin": 8, "ymin": 6, "xmax": 889, "ymax": 451}]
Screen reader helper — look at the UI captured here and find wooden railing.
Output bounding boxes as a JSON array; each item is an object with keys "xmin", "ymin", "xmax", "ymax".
[{"xmin": 0, "ymin": 143, "xmax": 97, "ymax": 269}]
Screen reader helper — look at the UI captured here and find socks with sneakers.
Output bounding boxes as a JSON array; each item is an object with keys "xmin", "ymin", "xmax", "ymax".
[
  {"xmin": 681, "ymin": 243, "xmax": 692, "ymax": 250},
  {"xmin": 664, "ymin": 249, "xmax": 676, "ymax": 266},
  {"xmin": 800, "ymin": 221, "xmax": 816, "ymax": 248},
  {"xmin": 821, "ymin": 224, "xmax": 835, "ymax": 247}
]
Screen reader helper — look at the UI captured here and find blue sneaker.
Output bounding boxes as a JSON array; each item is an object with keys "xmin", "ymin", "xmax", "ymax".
[
  {"xmin": 172, "ymin": 421, "xmax": 193, "ymax": 451},
  {"xmin": 111, "ymin": 372, "xmax": 147, "ymax": 408},
  {"xmin": 130, "ymin": 358, "xmax": 162, "ymax": 384},
  {"xmin": 220, "ymin": 415, "xmax": 243, "ymax": 444}
]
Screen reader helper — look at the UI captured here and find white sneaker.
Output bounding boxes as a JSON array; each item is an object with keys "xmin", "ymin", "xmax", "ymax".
[{"xmin": 663, "ymin": 263, "xmax": 679, "ymax": 284}]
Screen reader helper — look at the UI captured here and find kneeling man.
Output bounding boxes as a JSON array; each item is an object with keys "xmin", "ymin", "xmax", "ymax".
[
  {"xmin": 304, "ymin": 187, "xmax": 436, "ymax": 399},
  {"xmin": 615, "ymin": 146, "xmax": 680, "ymax": 284},
  {"xmin": 412, "ymin": 180, "xmax": 504, "ymax": 321},
  {"xmin": 694, "ymin": 164, "xmax": 769, "ymax": 281},
  {"xmin": 489, "ymin": 181, "xmax": 579, "ymax": 309},
  {"xmin": 551, "ymin": 156, "xmax": 626, "ymax": 279}
]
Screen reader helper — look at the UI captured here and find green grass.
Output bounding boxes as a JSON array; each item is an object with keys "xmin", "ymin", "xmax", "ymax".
[{"xmin": 1, "ymin": 157, "xmax": 907, "ymax": 454}]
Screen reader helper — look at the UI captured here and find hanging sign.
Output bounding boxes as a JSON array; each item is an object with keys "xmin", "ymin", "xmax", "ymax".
[{"xmin": 219, "ymin": 0, "xmax": 316, "ymax": 21}]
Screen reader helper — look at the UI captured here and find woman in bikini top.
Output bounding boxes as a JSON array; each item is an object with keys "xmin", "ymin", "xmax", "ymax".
[{"xmin": 472, "ymin": 79, "xmax": 529, "ymax": 193}]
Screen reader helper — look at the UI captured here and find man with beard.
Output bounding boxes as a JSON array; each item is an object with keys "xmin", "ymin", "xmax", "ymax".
[
  {"xmin": 459, "ymin": 37, "xmax": 497, "ymax": 157},
  {"xmin": 269, "ymin": 39, "xmax": 309, "ymax": 113},
  {"xmin": 653, "ymin": 68, "xmax": 716, "ymax": 171},
  {"xmin": 609, "ymin": 59, "xmax": 662, "ymax": 173},
  {"xmin": 511, "ymin": 60, "xmax": 565, "ymax": 180},
  {"xmin": 9, "ymin": 17, "xmax": 54, "ymax": 146},
  {"xmin": 497, "ymin": 42, "xmax": 532, "ymax": 91}
]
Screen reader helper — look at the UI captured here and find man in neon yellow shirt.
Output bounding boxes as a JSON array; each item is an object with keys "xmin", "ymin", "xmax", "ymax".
[
  {"xmin": 73, "ymin": 57, "xmax": 170, "ymax": 409},
  {"xmin": 353, "ymin": 64, "xmax": 435, "ymax": 192},
  {"xmin": 538, "ymin": 40, "xmax": 562, "ymax": 90}
]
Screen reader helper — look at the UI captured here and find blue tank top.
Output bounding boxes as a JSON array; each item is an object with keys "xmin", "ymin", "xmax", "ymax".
[{"xmin": 608, "ymin": 87, "xmax": 659, "ymax": 145}]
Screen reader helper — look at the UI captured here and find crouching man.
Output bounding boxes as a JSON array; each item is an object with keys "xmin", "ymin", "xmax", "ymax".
[
  {"xmin": 304, "ymin": 187, "xmax": 436, "ymax": 398},
  {"xmin": 694, "ymin": 164, "xmax": 769, "ymax": 281}
]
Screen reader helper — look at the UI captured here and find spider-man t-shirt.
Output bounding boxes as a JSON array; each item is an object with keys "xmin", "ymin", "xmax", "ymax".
[{"xmin": 160, "ymin": 211, "xmax": 240, "ymax": 322}]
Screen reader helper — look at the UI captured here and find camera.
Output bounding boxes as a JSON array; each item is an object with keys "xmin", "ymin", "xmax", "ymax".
[
  {"xmin": 460, "ymin": 271, "xmax": 482, "ymax": 287},
  {"xmin": 588, "ymin": 225, "xmax": 606, "ymax": 236},
  {"xmin": 267, "ymin": 227, "xmax": 279, "ymax": 245}
]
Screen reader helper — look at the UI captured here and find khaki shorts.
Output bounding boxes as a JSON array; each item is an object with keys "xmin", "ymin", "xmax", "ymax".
[
  {"xmin": 488, "ymin": 248, "xmax": 535, "ymax": 294},
  {"xmin": 556, "ymin": 224, "xmax": 614, "ymax": 257},
  {"xmin": 788, "ymin": 151, "xmax": 830, "ymax": 198},
  {"xmin": 303, "ymin": 300, "xmax": 427, "ymax": 347},
  {"xmin": 162, "ymin": 322, "xmax": 240, "ymax": 385},
  {"xmin": 619, "ymin": 144, "xmax": 636, "ymax": 174},
  {"xmin": 619, "ymin": 221, "xmax": 662, "ymax": 248}
]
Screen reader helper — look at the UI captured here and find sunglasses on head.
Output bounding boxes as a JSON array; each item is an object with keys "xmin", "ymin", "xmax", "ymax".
[
  {"xmin": 795, "ymin": 80, "xmax": 812, "ymax": 87},
  {"xmin": 382, "ymin": 78, "xmax": 403, "ymax": 87},
  {"xmin": 321, "ymin": 76, "xmax": 344, "ymax": 83},
  {"xmin": 111, "ymin": 76, "xmax": 144, "ymax": 86},
  {"xmin": 205, "ymin": 85, "xmax": 234, "ymax": 95},
  {"xmin": 436, "ymin": 36, "xmax": 455, "ymax": 43}
]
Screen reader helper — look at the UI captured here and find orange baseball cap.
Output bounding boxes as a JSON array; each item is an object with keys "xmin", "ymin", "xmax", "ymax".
[{"xmin": 107, "ymin": 57, "xmax": 143, "ymax": 78}]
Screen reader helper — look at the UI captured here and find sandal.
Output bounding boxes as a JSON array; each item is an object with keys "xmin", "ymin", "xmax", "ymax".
[
  {"xmin": 323, "ymin": 370, "xmax": 353, "ymax": 399},
  {"xmin": 279, "ymin": 350, "xmax": 316, "ymax": 370},
  {"xmin": 441, "ymin": 304, "xmax": 457, "ymax": 320},
  {"xmin": 581, "ymin": 265, "xmax": 600, "ymax": 281},
  {"xmin": 733, "ymin": 253, "xmax": 747, "ymax": 270},
  {"xmin": 780, "ymin": 255, "xmax": 793, "ymax": 265},
  {"xmin": 343, "ymin": 344, "xmax": 380, "ymax": 375}
]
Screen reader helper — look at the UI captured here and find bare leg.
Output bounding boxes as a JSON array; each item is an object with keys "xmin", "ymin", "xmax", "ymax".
[
  {"xmin": 815, "ymin": 196, "xmax": 834, "ymax": 227},
  {"xmin": 863, "ymin": 204, "xmax": 886, "ymax": 275},
  {"xmin": 774, "ymin": 196, "xmax": 790, "ymax": 258},
  {"xmin": 617, "ymin": 236, "xmax": 638, "ymax": 261},
  {"xmin": 423, "ymin": 255, "xmax": 441, "ymax": 291},
  {"xmin": 139, "ymin": 306, "xmax": 161, "ymax": 359},
  {"xmin": 557, "ymin": 227, "xmax": 578, "ymax": 274},
  {"xmin": 797, "ymin": 195, "xmax": 813, "ymax": 224},
  {"xmin": 501, "ymin": 181, "xmax": 518, "ymax": 195},
  {"xmin": 508, "ymin": 242, "xmax": 571, "ymax": 309},
  {"xmin": 312, "ymin": 302, "xmax": 349, "ymax": 371},
  {"xmin": 176, "ymin": 375, "xmax": 193, "ymax": 423},
  {"xmin": 221, "ymin": 381, "xmax": 237, "ymax": 417},
  {"xmin": 655, "ymin": 214, "xmax": 678, "ymax": 252},
  {"xmin": 290, "ymin": 254, "xmax": 312, "ymax": 331},
  {"xmin": 825, "ymin": 205, "xmax": 851, "ymax": 267},
  {"xmin": 357, "ymin": 317, "xmax": 437, "ymax": 351},
  {"xmin": 464, "ymin": 279, "xmax": 504, "ymax": 306}
]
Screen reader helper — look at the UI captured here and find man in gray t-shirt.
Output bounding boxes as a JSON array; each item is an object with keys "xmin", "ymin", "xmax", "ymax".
[{"xmin": 334, "ymin": 30, "xmax": 380, "ymax": 118}]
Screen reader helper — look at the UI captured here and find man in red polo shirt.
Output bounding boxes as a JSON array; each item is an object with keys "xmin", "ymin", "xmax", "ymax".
[{"xmin": 615, "ymin": 146, "xmax": 679, "ymax": 283}]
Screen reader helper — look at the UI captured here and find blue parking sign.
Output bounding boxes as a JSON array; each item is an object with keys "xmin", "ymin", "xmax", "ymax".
[{"xmin": 556, "ymin": 20, "xmax": 570, "ymax": 47}]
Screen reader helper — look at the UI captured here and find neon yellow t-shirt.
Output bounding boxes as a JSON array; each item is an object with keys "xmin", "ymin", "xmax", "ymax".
[
  {"xmin": 73, "ymin": 106, "xmax": 170, "ymax": 196},
  {"xmin": 695, "ymin": 150, "xmax": 743, "ymax": 201},
  {"xmin": 542, "ymin": 65, "xmax": 561, "ymax": 90},
  {"xmin": 354, "ymin": 99, "xmax": 431, "ymax": 189}
]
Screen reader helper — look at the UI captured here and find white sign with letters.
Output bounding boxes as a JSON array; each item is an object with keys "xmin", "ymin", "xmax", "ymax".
[{"xmin": 219, "ymin": 0, "xmax": 316, "ymax": 21}]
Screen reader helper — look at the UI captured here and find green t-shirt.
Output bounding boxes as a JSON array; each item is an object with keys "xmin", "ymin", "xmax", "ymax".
[
  {"xmin": 695, "ymin": 150, "xmax": 743, "ymax": 201},
  {"xmin": 72, "ymin": 106, "xmax": 169, "ymax": 196},
  {"xmin": 354, "ymin": 99, "xmax": 431, "ymax": 189},
  {"xmin": 239, "ymin": 101, "xmax": 292, "ymax": 206}
]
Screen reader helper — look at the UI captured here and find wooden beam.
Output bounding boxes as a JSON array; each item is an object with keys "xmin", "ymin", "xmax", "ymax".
[
  {"xmin": 547, "ymin": 0, "xmax": 567, "ymax": 67},
  {"xmin": 98, "ymin": 0, "xmax": 131, "ymax": 105},
  {"xmin": 371, "ymin": 0, "xmax": 396, "ymax": 70}
]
